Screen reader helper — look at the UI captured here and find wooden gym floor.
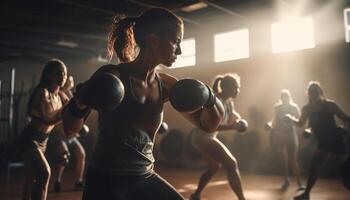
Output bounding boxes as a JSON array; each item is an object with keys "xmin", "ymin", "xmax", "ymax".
[{"xmin": 1, "ymin": 166, "xmax": 349, "ymax": 200}]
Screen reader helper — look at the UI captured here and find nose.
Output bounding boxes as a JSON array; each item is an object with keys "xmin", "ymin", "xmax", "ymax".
[
  {"xmin": 175, "ymin": 44, "xmax": 182, "ymax": 55},
  {"xmin": 235, "ymin": 88, "xmax": 240, "ymax": 96}
]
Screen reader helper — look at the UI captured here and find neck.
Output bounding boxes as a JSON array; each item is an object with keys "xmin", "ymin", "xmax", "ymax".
[
  {"xmin": 129, "ymin": 49, "xmax": 159, "ymax": 81},
  {"xmin": 310, "ymin": 98, "xmax": 322, "ymax": 104},
  {"xmin": 221, "ymin": 93, "xmax": 231, "ymax": 101},
  {"xmin": 221, "ymin": 96, "xmax": 231, "ymax": 101}
]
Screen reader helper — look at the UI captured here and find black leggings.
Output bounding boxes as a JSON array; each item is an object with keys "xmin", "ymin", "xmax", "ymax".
[{"xmin": 83, "ymin": 167, "xmax": 184, "ymax": 200}]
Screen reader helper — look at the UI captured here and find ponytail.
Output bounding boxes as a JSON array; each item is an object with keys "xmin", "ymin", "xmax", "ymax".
[
  {"xmin": 212, "ymin": 76, "xmax": 224, "ymax": 94},
  {"xmin": 107, "ymin": 8, "xmax": 183, "ymax": 63},
  {"xmin": 107, "ymin": 16, "xmax": 138, "ymax": 62}
]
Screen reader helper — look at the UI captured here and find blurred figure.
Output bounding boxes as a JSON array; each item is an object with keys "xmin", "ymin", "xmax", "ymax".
[
  {"xmin": 266, "ymin": 89, "xmax": 304, "ymax": 190},
  {"xmin": 51, "ymin": 75, "xmax": 86, "ymax": 192},
  {"xmin": 17, "ymin": 59, "xmax": 68, "ymax": 200},
  {"xmin": 284, "ymin": 81, "xmax": 350, "ymax": 200},
  {"xmin": 190, "ymin": 74, "xmax": 246, "ymax": 200}
]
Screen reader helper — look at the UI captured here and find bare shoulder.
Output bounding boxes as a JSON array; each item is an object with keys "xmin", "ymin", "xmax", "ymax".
[
  {"xmin": 274, "ymin": 103, "xmax": 282, "ymax": 112},
  {"xmin": 325, "ymin": 99, "xmax": 338, "ymax": 111},
  {"xmin": 158, "ymin": 72, "xmax": 178, "ymax": 89},
  {"xmin": 158, "ymin": 72, "xmax": 178, "ymax": 101},
  {"xmin": 325, "ymin": 99, "xmax": 336, "ymax": 106},
  {"xmin": 35, "ymin": 88, "xmax": 50, "ymax": 103}
]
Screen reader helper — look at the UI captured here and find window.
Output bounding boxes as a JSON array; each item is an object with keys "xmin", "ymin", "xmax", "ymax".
[
  {"xmin": 173, "ymin": 38, "xmax": 196, "ymax": 68},
  {"xmin": 214, "ymin": 29, "xmax": 250, "ymax": 62},
  {"xmin": 344, "ymin": 8, "xmax": 350, "ymax": 43},
  {"xmin": 271, "ymin": 17, "xmax": 315, "ymax": 53}
]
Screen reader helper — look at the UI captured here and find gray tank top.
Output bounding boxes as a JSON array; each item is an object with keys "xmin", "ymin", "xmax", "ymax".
[{"xmin": 90, "ymin": 65, "xmax": 164, "ymax": 175}]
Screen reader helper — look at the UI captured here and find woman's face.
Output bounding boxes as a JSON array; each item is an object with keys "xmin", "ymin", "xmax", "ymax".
[
  {"xmin": 222, "ymin": 83, "xmax": 240, "ymax": 99},
  {"xmin": 155, "ymin": 26, "xmax": 183, "ymax": 67},
  {"xmin": 51, "ymin": 66, "xmax": 67, "ymax": 88},
  {"xmin": 308, "ymin": 88, "xmax": 320, "ymax": 102},
  {"xmin": 281, "ymin": 93, "xmax": 290, "ymax": 104},
  {"xmin": 229, "ymin": 86, "xmax": 240, "ymax": 98}
]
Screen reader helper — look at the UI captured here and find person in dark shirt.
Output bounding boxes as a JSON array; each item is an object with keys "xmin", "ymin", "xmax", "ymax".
[{"xmin": 285, "ymin": 81, "xmax": 350, "ymax": 200}]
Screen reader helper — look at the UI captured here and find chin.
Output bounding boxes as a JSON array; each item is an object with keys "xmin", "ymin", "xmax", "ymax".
[{"xmin": 162, "ymin": 62, "xmax": 173, "ymax": 67}]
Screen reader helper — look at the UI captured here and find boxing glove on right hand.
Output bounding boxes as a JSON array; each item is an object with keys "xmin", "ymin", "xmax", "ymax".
[{"xmin": 76, "ymin": 72, "xmax": 125, "ymax": 111}]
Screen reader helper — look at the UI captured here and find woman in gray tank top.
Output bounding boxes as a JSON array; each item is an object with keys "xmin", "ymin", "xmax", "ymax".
[{"xmin": 62, "ymin": 7, "xmax": 225, "ymax": 200}]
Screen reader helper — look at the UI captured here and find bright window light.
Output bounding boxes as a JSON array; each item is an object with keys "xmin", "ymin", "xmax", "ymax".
[
  {"xmin": 173, "ymin": 38, "xmax": 196, "ymax": 68},
  {"xmin": 344, "ymin": 8, "xmax": 350, "ymax": 43},
  {"xmin": 271, "ymin": 17, "xmax": 315, "ymax": 53},
  {"xmin": 214, "ymin": 29, "xmax": 250, "ymax": 62}
]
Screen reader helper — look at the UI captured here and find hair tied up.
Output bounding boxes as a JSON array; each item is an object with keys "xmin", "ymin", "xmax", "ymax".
[{"xmin": 107, "ymin": 15, "xmax": 138, "ymax": 62}]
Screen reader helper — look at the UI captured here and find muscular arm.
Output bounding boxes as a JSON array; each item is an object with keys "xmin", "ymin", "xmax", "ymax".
[
  {"xmin": 185, "ymin": 101, "xmax": 225, "ymax": 133},
  {"xmin": 160, "ymin": 73, "xmax": 224, "ymax": 133},
  {"xmin": 59, "ymin": 91, "xmax": 70, "ymax": 104},
  {"xmin": 217, "ymin": 100, "xmax": 241, "ymax": 131}
]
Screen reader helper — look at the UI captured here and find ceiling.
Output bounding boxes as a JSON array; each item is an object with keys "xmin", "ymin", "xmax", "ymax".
[{"xmin": 0, "ymin": 0, "xmax": 266, "ymax": 63}]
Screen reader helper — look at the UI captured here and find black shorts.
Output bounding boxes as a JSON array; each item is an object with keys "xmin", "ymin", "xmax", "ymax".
[
  {"xmin": 82, "ymin": 167, "xmax": 184, "ymax": 200},
  {"xmin": 17, "ymin": 126, "xmax": 49, "ymax": 154}
]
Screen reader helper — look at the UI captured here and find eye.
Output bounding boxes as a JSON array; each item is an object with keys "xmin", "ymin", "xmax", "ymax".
[{"xmin": 170, "ymin": 39, "xmax": 178, "ymax": 45}]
